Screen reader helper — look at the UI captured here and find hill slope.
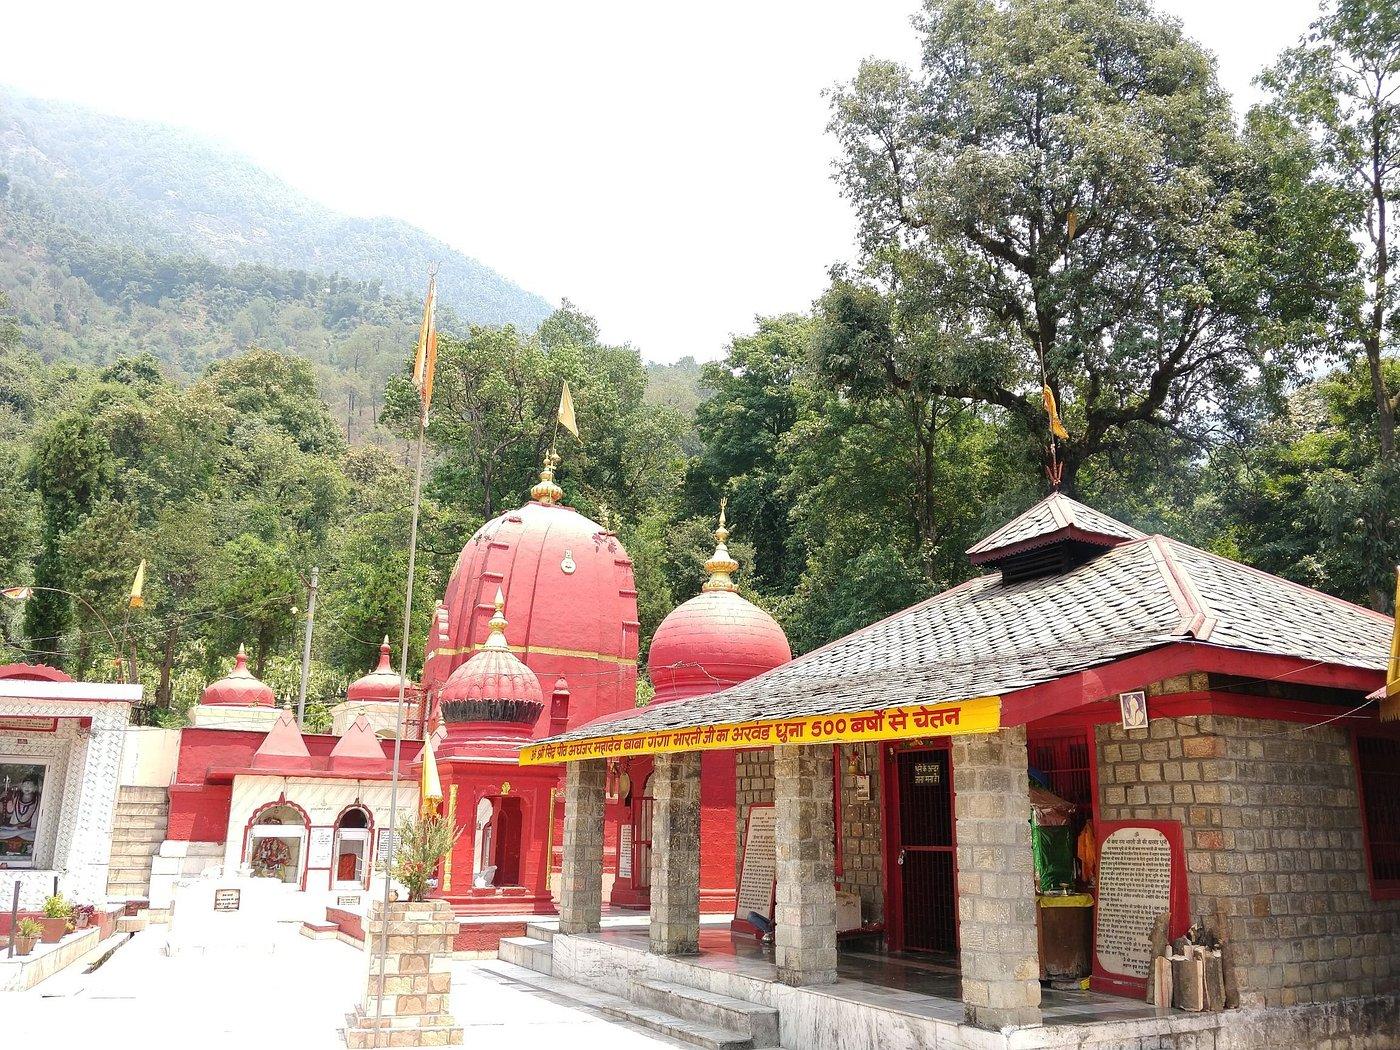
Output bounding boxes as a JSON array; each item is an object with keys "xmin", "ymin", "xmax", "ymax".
[{"xmin": 0, "ymin": 85, "xmax": 551, "ymax": 329}]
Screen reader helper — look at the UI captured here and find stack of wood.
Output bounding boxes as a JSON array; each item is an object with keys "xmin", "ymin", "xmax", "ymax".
[{"xmin": 1144, "ymin": 916, "xmax": 1227, "ymax": 1012}]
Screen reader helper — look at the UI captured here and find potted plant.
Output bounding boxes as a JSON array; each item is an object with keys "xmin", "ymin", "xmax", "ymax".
[
  {"xmin": 391, "ymin": 815, "xmax": 462, "ymax": 902},
  {"xmin": 13, "ymin": 917, "xmax": 42, "ymax": 957},
  {"xmin": 39, "ymin": 895, "xmax": 73, "ymax": 941},
  {"xmin": 71, "ymin": 904, "xmax": 95, "ymax": 930}
]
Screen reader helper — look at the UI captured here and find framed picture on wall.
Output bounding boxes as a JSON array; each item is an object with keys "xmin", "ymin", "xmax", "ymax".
[{"xmin": 0, "ymin": 759, "xmax": 49, "ymax": 868}]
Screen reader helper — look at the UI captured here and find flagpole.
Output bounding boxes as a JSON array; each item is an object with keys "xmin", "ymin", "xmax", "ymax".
[{"xmin": 371, "ymin": 405, "xmax": 428, "ymax": 1047}]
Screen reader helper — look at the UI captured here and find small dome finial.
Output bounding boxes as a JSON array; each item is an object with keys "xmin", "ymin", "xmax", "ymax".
[
  {"xmin": 485, "ymin": 588, "xmax": 510, "ymax": 650},
  {"xmin": 703, "ymin": 498, "xmax": 739, "ymax": 593},
  {"xmin": 530, "ymin": 448, "xmax": 564, "ymax": 505}
]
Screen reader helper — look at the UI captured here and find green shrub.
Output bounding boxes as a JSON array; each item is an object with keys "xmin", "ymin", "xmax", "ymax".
[
  {"xmin": 42, "ymin": 895, "xmax": 72, "ymax": 919},
  {"xmin": 16, "ymin": 917, "xmax": 42, "ymax": 937}
]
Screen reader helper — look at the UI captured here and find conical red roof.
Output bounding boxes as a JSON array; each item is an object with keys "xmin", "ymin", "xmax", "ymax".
[
  {"xmin": 439, "ymin": 590, "xmax": 544, "ymax": 719},
  {"xmin": 347, "ymin": 637, "xmax": 417, "ymax": 702},
  {"xmin": 200, "ymin": 645, "xmax": 275, "ymax": 707}
]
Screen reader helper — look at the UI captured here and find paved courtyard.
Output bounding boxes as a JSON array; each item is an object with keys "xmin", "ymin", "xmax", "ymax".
[{"xmin": 3, "ymin": 926, "xmax": 683, "ymax": 1049}]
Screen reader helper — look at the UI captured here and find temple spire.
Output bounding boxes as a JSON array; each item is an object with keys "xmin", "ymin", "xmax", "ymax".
[
  {"xmin": 485, "ymin": 588, "xmax": 510, "ymax": 650},
  {"xmin": 702, "ymin": 498, "xmax": 740, "ymax": 593},
  {"xmin": 530, "ymin": 448, "xmax": 564, "ymax": 505}
]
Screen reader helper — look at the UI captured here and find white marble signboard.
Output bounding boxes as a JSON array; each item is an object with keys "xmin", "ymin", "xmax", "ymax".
[
  {"xmin": 618, "ymin": 824, "xmax": 633, "ymax": 880},
  {"xmin": 308, "ymin": 826, "xmax": 334, "ymax": 868},
  {"xmin": 735, "ymin": 806, "xmax": 777, "ymax": 923},
  {"xmin": 1094, "ymin": 826, "xmax": 1172, "ymax": 979}
]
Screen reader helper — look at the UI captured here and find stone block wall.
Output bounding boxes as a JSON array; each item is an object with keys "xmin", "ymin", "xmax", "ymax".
[
  {"xmin": 837, "ymin": 742, "xmax": 884, "ymax": 923},
  {"xmin": 1096, "ymin": 712, "xmax": 1400, "ymax": 1008},
  {"xmin": 734, "ymin": 744, "xmax": 885, "ymax": 924}
]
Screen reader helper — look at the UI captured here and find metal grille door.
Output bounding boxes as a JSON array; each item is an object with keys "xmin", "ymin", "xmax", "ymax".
[{"xmin": 895, "ymin": 748, "xmax": 957, "ymax": 954}]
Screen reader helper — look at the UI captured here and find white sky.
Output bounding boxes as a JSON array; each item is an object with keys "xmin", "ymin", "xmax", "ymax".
[{"xmin": 2, "ymin": 1, "xmax": 1318, "ymax": 363}]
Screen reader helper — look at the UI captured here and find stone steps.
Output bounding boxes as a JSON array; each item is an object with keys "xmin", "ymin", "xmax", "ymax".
[
  {"xmin": 632, "ymin": 980, "xmax": 780, "ymax": 1048},
  {"xmin": 481, "ymin": 959, "xmax": 758, "ymax": 1050},
  {"xmin": 105, "ymin": 786, "xmax": 171, "ymax": 901},
  {"xmin": 498, "ymin": 935, "xmax": 554, "ymax": 975}
]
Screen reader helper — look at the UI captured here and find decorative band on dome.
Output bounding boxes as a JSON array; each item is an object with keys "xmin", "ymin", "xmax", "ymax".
[{"xmin": 440, "ymin": 696, "xmax": 545, "ymax": 725}]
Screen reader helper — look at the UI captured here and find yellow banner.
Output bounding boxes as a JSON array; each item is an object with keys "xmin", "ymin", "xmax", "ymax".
[{"xmin": 519, "ymin": 696, "xmax": 1000, "ymax": 766}]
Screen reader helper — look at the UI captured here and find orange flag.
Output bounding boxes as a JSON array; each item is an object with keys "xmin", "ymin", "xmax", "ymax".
[{"xmin": 412, "ymin": 274, "xmax": 439, "ymax": 419}]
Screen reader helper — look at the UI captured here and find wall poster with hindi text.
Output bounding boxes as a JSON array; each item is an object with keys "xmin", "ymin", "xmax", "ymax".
[{"xmin": 735, "ymin": 804, "xmax": 777, "ymax": 926}]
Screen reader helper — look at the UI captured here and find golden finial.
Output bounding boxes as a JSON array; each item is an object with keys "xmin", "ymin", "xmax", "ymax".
[
  {"xmin": 702, "ymin": 498, "xmax": 739, "ymax": 593},
  {"xmin": 530, "ymin": 448, "xmax": 563, "ymax": 505},
  {"xmin": 485, "ymin": 588, "xmax": 509, "ymax": 650}
]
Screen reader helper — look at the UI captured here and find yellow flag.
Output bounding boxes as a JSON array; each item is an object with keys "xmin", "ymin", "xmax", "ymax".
[
  {"xmin": 1381, "ymin": 567, "xmax": 1400, "ymax": 721},
  {"xmin": 558, "ymin": 381, "xmax": 580, "ymax": 441},
  {"xmin": 1042, "ymin": 385, "xmax": 1070, "ymax": 441},
  {"xmin": 129, "ymin": 560, "xmax": 146, "ymax": 609},
  {"xmin": 411, "ymin": 274, "xmax": 439, "ymax": 419},
  {"xmin": 420, "ymin": 734, "xmax": 443, "ymax": 817}
]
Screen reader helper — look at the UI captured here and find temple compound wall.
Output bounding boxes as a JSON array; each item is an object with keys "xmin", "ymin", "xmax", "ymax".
[{"xmin": 1096, "ymin": 709, "xmax": 1400, "ymax": 1009}]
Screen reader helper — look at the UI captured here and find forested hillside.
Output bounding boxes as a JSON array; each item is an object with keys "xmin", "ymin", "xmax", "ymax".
[{"xmin": 0, "ymin": 86, "xmax": 551, "ymax": 328}]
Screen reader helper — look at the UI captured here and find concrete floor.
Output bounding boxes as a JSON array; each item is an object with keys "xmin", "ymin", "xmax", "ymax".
[{"xmin": 2, "ymin": 925, "xmax": 686, "ymax": 1050}]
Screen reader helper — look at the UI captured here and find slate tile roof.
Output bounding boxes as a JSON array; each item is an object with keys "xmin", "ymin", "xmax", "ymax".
[
  {"xmin": 541, "ymin": 505, "xmax": 1393, "ymax": 745},
  {"xmin": 966, "ymin": 492, "xmax": 1145, "ymax": 560}
]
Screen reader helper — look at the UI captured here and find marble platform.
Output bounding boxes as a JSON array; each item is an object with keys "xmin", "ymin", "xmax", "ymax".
[{"xmin": 546, "ymin": 927, "xmax": 1397, "ymax": 1049}]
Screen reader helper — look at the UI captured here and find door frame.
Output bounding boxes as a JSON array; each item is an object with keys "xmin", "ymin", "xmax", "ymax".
[{"xmin": 882, "ymin": 738, "xmax": 958, "ymax": 955}]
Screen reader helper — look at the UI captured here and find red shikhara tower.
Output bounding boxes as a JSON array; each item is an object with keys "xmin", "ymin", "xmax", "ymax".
[
  {"xmin": 611, "ymin": 503, "xmax": 791, "ymax": 911},
  {"xmin": 421, "ymin": 452, "xmax": 639, "ymax": 732},
  {"xmin": 422, "ymin": 451, "xmax": 640, "ymax": 907}
]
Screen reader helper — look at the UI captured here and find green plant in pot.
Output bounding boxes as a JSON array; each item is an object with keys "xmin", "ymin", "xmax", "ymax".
[
  {"xmin": 391, "ymin": 814, "xmax": 462, "ymax": 902},
  {"xmin": 14, "ymin": 917, "xmax": 42, "ymax": 956},
  {"xmin": 42, "ymin": 894, "xmax": 75, "ymax": 935}
]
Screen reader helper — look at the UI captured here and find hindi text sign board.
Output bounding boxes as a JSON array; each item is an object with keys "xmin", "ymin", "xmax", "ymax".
[
  {"xmin": 735, "ymin": 804, "xmax": 777, "ymax": 927},
  {"xmin": 618, "ymin": 824, "xmax": 633, "ymax": 880},
  {"xmin": 308, "ymin": 826, "xmax": 334, "ymax": 868},
  {"xmin": 520, "ymin": 696, "xmax": 1000, "ymax": 765},
  {"xmin": 1091, "ymin": 821, "xmax": 1189, "ymax": 997},
  {"xmin": 213, "ymin": 888, "xmax": 241, "ymax": 912}
]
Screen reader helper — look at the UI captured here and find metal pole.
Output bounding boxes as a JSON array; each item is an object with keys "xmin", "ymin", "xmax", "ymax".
[
  {"xmin": 372, "ymin": 412, "xmax": 427, "ymax": 1047},
  {"xmin": 7, "ymin": 882, "xmax": 17, "ymax": 958},
  {"xmin": 296, "ymin": 566, "xmax": 319, "ymax": 727}
]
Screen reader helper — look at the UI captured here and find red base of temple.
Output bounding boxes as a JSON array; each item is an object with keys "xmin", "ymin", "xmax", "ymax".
[{"xmin": 438, "ymin": 889, "xmax": 557, "ymax": 916}]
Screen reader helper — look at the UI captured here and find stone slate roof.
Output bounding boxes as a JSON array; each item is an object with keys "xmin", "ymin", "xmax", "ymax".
[
  {"xmin": 966, "ymin": 492, "xmax": 1145, "ymax": 561},
  {"xmin": 542, "ymin": 509, "xmax": 1393, "ymax": 746}
]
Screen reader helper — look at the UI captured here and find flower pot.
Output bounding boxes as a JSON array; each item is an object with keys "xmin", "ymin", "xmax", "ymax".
[
  {"xmin": 14, "ymin": 934, "xmax": 37, "ymax": 957},
  {"xmin": 37, "ymin": 916, "xmax": 66, "ymax": 943}
]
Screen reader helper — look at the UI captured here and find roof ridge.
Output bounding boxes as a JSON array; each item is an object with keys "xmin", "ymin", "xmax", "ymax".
[
  {"xmin": 1159, "ymin": 536, "xmax": 1395, "ymax": 626},
  {"xmin": 1147, "ymin": 535, "xmax": 1218, "ymax": 640}
]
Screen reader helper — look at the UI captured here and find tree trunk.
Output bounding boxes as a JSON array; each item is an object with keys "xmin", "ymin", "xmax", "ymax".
[
  {"xmin": 1370, "ymin": 121, "xmax": 1396, "ymax": 460},
  {"xmin": 157, "ymin": 624, "xmax": 179, "ymax": 709}
]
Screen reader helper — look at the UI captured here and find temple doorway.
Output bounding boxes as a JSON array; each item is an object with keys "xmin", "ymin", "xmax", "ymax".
[
  {"xmin": 886, "ymin": 745, "xmax": 957, "ymax": 955},
  {"xmin": 471, "ymin": 795, "xmax": 524, "ymax": 887},
  {"xmin": 333, "ymin": 806, "xmax": 371, "ymax": 888},
  {"xmin": 247, "ymin": 804, "xmax": 307, "ymax": 886}
]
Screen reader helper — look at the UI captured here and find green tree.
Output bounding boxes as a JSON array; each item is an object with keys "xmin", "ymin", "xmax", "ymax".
[
  {"xmin": 1257, "ymin": 0, "xmax": 1400, "ymax": 460},
  {"xmin": 825, "ymin": 0, "xmax": 1307, "ymax": 494}
]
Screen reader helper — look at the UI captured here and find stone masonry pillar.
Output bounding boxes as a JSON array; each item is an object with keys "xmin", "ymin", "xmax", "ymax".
[
  {"xmin": 559, "ymin": 758, "xmax": 607, "ymax": 936},
  {"xmin": 649, "ymin": 750, "xmax": 702, "ymax": 955},
  {"xmin": 774, "ymin": 744, "xmax": 837, "ymax": 985},
  {"xmin": 953, "ymin": 726, "xmax": 1042, "ymax": 1030}
]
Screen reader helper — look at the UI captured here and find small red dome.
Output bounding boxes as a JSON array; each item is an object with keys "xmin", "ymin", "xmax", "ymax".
[
  {"xmin": 439, "ymin": 591, "xmax": 544, "ymax": 717},
  {"xmin": 347, "ymin": 637, "xmax": 418, "ymax": 702},
  {"xmin": 647, "ymin": 506, "xmax": 791, "ymax": 703},
  {"xmin": 200, "ymin": 646, "xmax": 275, "ymax": 707},
  {"xmin": 649, "ymin": 590, "xmax": 791, "ymax": 703}
]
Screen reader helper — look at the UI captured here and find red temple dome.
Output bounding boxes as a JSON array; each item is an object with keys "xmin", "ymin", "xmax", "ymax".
[
  {"xmin": 439, "ymin": 590, "xmax": 544, "ymax": 723},
  {"xmin": 347, "ymin": 636, "xmax": 417, "ymax": 702},
  {"xmin": 200, "ymin": 645, "xmax": 276, "ymax": 707},
  {"xmin": 422, "ymin": 450, "xmax": 639, "ymax": 735},
  {"xmin": 648, "ymin": 503, "xmax": 791, "ymax": 704}
]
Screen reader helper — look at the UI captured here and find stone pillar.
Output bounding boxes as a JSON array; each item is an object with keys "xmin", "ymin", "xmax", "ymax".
[
  {"xmin": 953, "ymin": 726, "xmax": 1042, "ymax": 1030},
  {"xmin": 343, "ymin": 898, "xmax": 462, "ymax": 1047},
  {"xmin": 774, "ymin": 744, "xmax": 837, "ymax": 985},
  {"xmin": 558, "ymin": 758, "xmax": 607, "ymax": 936},
  {"xmin": 649, "ymin": 750, "xmax": 702, "ymax": 955}
]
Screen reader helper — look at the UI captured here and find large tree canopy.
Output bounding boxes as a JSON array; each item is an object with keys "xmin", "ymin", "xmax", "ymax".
[{"xmin": 824, "ymin": 0, "xmax": 1314, "ymax": 492}]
